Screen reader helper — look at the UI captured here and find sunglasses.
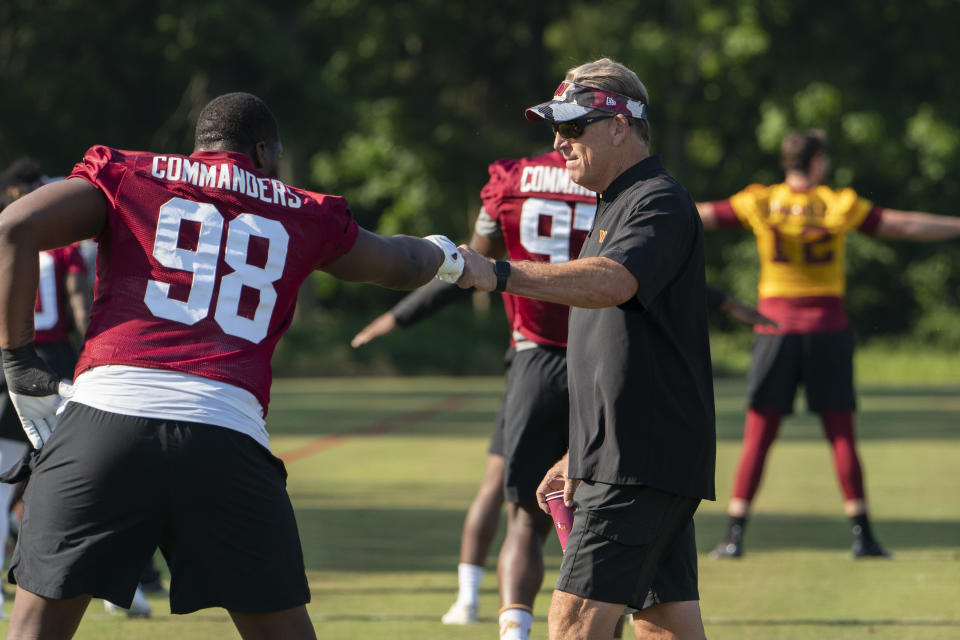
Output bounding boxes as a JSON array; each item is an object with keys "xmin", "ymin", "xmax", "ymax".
[{"xmin": 552, "ymin": 113, "xmax": 618, "ymax": 139}]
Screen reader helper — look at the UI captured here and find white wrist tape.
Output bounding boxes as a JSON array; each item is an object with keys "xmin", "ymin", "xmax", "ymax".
[{"xmin": 424, "ymin": 235, "xmax": 464, "ymax": 284}]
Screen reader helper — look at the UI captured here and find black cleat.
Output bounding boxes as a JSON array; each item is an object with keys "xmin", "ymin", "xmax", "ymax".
[
  {"xmin": 852, "ymin": 538, "xmax": 893, "ymax": 559},
  {"xmin": 710, "ymin": 540, "xmax": 743, "ymax": 558}
]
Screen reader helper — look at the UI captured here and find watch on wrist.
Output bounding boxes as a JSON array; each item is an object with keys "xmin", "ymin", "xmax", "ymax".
[{"xmin": 493, "ymin": 260, "xmax": 511, "ymax": 292}]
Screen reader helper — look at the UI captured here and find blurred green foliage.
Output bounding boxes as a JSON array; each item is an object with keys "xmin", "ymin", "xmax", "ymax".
[{"xmin": 2, "ymin": 0, "xmax": 958, "ymax": 374}]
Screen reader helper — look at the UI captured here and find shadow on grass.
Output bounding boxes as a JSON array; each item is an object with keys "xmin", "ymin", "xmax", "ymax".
[
  {"xmin": 295, "ymin": 506, "xmax": 959, "ymax": 573},
  {"xmin": 299, "ymin": 506, "xmax": 557, "ymax": 573}
]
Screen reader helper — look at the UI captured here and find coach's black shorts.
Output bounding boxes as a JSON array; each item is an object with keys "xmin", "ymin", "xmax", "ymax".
[
  {"xmin": 746, "ymin": 330, "xmax": 856, "ymax": 414},
  {"xmin": 556, "ymin": 482, "xmax": 700, "ymax": 611},
  {"xmin": 487, "ymin": 346, "xmax": 568, "ymax": 504},
  {"xmin": 9, "ymin": 402, "xmax": 309, "ymax": 614}
]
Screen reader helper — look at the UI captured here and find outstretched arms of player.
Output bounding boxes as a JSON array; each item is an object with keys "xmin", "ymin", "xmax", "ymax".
[
  {"xmin": 873, "ymin": 208, "xmax": 960, "ymax": 241},
  {"xmin": 695, "ymin": 202, "xmax": 721, "ymax": 230},
  {"xmin": 350, "ymin": 232, "xmax": 506, "ymax": 347},
  {"xmin": 706, "ymin": 285, "xmax": 777, "ymax": 327},
  {"xmin": 323, "ymin": 228, "xmax": 461, "ymax": 291}
]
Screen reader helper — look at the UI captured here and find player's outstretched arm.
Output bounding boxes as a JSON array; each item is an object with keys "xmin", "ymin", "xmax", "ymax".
[
  {"xmin": 349, "ymin": 232, "xmax": 506, "ymax": 347},
  {"xmin": 873, "ymin": 208, "xmax": 960, "ymax": 241},
  {"xmin": 720, "ymin": 295, "xmax": 778, "ymax": 327},
  {"xmin": 706, "ymin": 285, "xmax": 777, "ymax": 327},
  {"xmin": 323, "ymin": 228, "xmax": 458, "ymax": 290},
  {"xmin": 695, "ymin": 202, "xmax": 721, "ymax": 230},
  {"xmin": 350, "ymin": 312, "xmax": 398, "ymax": 348}
]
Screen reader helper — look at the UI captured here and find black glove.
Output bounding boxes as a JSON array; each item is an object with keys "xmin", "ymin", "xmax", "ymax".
[{"xmin": 1, "ymin": 344, "xmax": 73, "ymax": 448}]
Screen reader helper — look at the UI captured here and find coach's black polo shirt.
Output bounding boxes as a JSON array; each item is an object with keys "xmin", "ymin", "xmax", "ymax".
[{"xmin": 566, "ymin": 155, "xmax": 716, "ymax": 500}]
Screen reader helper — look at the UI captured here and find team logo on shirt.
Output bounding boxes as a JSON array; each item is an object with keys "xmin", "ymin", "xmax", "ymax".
[{"xmin": 597, "ymin": 230, "xmax": 607, "ymax": 243}]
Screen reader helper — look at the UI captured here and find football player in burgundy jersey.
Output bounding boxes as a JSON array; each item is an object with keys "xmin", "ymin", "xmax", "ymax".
[
  {"xmin": 697, "ymin": 129, "xmax": 960, "ymax": 559},
  {"xmin": 356, "ymin": 150, "xmax": 595, "ymax": 639},
  {"xmin": 0, "ymin": 92, "xmax": 462, "ymax": 640}
]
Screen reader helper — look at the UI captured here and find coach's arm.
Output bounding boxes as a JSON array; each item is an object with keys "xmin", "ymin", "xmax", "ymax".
[{"xmin": 455, "ymin": 245, "xmax": 638, "ymax": 308}]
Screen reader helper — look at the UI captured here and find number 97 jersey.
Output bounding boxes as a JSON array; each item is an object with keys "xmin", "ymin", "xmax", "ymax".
[
  {"xmin": 480, "ymin": 151, "xmax": 597, "ymax": 347},
  {"xmin": 69, "ymin": 145, "xmax": 358, "ymax": 414}
]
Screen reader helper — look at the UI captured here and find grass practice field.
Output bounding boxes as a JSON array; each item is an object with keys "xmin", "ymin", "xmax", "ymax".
[{"xmin": 1, "ymin": 365, "xmax": 958, "ymax": 639}]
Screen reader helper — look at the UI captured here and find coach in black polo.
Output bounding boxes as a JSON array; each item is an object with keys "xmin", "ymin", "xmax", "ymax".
[{"xmin": 454, "ymin": 57, "xmax": 715, "ymax": 640}]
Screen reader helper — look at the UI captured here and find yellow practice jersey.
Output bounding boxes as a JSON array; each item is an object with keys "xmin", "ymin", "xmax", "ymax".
[{"xmin": 716, "ymin": 183, "xmax": 880, "ymax": 299}]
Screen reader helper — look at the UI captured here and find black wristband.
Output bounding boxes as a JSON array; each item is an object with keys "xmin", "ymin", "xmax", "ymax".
[
  {"xmin": 1, "ymin": 343, "xmax": 61, "ymax": 396},
  {"xmin": 493, "ymin": 260, "xmax": 511, "ymax": 293}
]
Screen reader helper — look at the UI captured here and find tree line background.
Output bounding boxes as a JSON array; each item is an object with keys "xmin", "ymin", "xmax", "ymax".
[{"xmin": 2, "ymin": 0, "xmax": 959, "ymax": 375}]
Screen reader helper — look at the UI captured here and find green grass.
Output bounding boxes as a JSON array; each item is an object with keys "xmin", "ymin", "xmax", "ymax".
[{"xmin": 2, "ymin": 375, "xmax": 958, "ymax": 639}]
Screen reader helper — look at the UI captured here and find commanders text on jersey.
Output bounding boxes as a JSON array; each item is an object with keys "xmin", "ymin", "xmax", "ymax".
[
  {"xmin": 518, "ymin": 165, "xmax": 593, "ymax": 197},
  {"xmin": 150, "ymin": 155, "xmax": 303, "ymax": 209}
]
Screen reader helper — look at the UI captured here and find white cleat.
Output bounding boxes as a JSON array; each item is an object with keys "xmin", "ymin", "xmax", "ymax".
[
  {"xmin": 441, "ymin": 601, "xmax": 478, "ymax": 625},
  {"xmin": 104, "ymin": 586, "xmax": 152, "ymax": 618}
]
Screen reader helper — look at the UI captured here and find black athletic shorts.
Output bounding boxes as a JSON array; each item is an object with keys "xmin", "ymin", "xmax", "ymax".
[
  {"xmin": 487, "ymin": 346, "xmax": 568, "ymax": 504},
  {"xmin": 746, "ymin": 330, "xmax": 856, "ymax": 414},
  {"xmin": 9, "ymin": 402, "xmax": 310, "ymax": 614},
  {"xmin": 556, "ymin": 481, "xmax": 701, "ymax": 611}
]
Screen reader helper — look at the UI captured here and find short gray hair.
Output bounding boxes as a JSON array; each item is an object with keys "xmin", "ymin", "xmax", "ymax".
[{"xmin": 565, "ymin": 58, "xmax": 650, "ymax": 144}]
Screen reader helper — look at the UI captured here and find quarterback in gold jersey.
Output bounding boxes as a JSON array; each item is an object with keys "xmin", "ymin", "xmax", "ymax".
[{"xmin": 698, "ymin": 129, "xmax": 960, "ymax": 559}]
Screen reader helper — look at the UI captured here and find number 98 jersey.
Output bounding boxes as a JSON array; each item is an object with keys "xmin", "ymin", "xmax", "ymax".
[
  {"xmin": 480, "ymin": 151, "xmax": 596, "ymax": 347},
  {"xmin": 69, "ymin": 145, "xmax": 358, "ymax": 414}
]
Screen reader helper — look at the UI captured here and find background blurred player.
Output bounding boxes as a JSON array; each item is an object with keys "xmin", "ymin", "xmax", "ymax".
[
  {"xmin": 356, "ymin": 149, "xmax": 594, "ymax": 640},
  {"xmin": 697, "ymin": 128, "xmax": 960, "ymax": 559},
  {"xmin": 0, "ymin": 91, "xmax": 462, "ymax": 640}
]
